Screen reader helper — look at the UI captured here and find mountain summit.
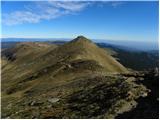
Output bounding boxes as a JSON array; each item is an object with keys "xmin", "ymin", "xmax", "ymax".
[
  {"xmin": 61, "ymin": 36, "xmax": 128, "ymax": 73},
  {"xmin": 2, "ymin": 36, "xmax": 127, "ymax": 74},
  {"xmin": 72, "ymin": 35, "xmax": 92, "ymax": 42}
]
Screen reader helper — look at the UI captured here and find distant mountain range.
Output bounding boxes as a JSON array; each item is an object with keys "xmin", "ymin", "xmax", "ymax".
[
  {"xmin": 97, "ymin": 43, "xmax": 159, "ymax": 71},
  {"xmin": 1, "ymin": 38, "xmax": 158, "ymax": 51},
  {"xmin": 2, "ymin": 38, "xmax": 158, "ymax": 71}
]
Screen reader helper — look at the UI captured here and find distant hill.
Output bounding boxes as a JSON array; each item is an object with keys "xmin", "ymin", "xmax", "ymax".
[
  {"xmin": 97, "ymin": 43, "xmax": 159, "ymax": 71},
  {"xmin": 1, "ymin": 41, "xmax": 66, "ymax": 49},
  {"xmin": 1, "ymin": 41, "xmax": 20, "ymax": 49},
  {"xmin": 2, "ymin": 36, "xmax": 127, "ymax": 74},
  {"xmin": 2, "ymin": 38, "xmax": 158, "ymax": 51}
]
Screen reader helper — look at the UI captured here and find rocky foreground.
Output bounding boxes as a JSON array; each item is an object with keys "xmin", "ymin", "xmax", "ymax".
[
  {"xmin": 116, "ymin": 68, "xmax": 159, "ymax": 119},
  {"xmin": 2, "ymin": 69, "xmax": 158, "ymax": 119}
]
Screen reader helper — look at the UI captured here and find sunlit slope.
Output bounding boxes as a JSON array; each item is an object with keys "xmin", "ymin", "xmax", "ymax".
[
  {"xmin": 2, "ymin": 36, "xmax": 127, "ymax": 92},
  {"xmin": 33, "ymin": 36, "xmax": 127, "ymax": 73},
  {"xmin": 2, "ymin": 37, "xmax": 150, "ymax": 119}
]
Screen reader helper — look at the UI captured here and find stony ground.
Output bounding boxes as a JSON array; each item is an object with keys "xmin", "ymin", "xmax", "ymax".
[{"xmin": 2, "ymin": 71, "xmax": 153, "ymax": 119}]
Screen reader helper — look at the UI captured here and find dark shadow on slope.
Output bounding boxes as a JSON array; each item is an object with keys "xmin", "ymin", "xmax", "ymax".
[{"xmin": 116, "ymin": 69, "xmax": 159, "ymax": 119}]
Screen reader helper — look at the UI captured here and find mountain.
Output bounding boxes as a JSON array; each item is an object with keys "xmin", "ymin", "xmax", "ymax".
[
  {"xmin": 1, "ymin": 41, "xmax": 66, "ymax": 49},
  {"xmin": 2, "ymin": 38, "xmax": 158, "ymax": 51},
  {"xmin": 96, "ymin": 40, "xmax": 158, "ymax": 51},
  {"xmin": 1, "ymin": 41, "xmax": 20, "ymax": 49},
  {"xmin": 2, "ymin": 36, "xmax": 127, "ymax": 75},
  {"xmin": 97, "ymin": 43, "xmax": 159, "ymax": 71},
  {"xmin": 1, "ymin": 36, "xmax": 157, "ymax": 119},
  {"xmin": 2, "ymin": 40, "xmax": 158, "ymax": 71},
  {"xmin": 53, "ymin": 36, "xmax": 127, "ymax": 73}
]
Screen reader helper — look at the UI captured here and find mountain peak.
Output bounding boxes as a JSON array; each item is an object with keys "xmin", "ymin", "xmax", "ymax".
[
  {"xmin": 72, "ymin": 36, "xmax": 92, "ymax": 43},
  {"xmin": 76, "ymin": 35, "xmax": 87, "ymax": 39}
]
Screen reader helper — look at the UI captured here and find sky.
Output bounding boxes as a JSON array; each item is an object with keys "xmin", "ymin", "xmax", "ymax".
[{"xmin": 1, "ymin": 1, "xmax": 159, "ymax": 44}]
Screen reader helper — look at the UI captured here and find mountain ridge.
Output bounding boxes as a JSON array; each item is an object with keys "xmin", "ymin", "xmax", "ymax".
[{"xmin": 1, "ymin": 36, "xmax": 157, "ymax": 119}]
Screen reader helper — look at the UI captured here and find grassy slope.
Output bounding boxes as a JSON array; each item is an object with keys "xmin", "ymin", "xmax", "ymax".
[
  {"xmin": 2, "ymin": 37, "xmax": 127, "ymax": 87},
  {"xmin": 2, "ymin": 37, "xmax": 149, "ymax": 119}
]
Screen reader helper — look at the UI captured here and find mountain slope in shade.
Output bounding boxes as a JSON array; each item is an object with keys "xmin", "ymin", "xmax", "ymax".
[{"xmin": 2, "ymin": 36, "xmax": 151, "ymax": 119}]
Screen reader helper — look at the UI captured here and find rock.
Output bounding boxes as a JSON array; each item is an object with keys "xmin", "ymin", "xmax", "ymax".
[
  {"xmin": 29, "ymin": 100, "xmax": 43, "ymax": 106},
  {"xmin": 30, "ymin": 101, "xmax": 36, "ymax": 106},
  {"xmin": 43, "ymin": 69, "xmax": 48, "ymax": 73},
  {"xmin": 126, "ymin": 77, "xmax": 136, "ymax": 82},
  {"xmin": 138, "ymin": 77, "xmax": 144, "ymax": 81},
  {"xmin": 48, "ymin": 98, "xmax": 59, "ymax": 103},
  {"xmin": 126, "ymin": 91, "xmax": 134, "ymax": 101},
  {"xmin": 141, "ymin": 92, "xmax": 148, "ymax": 97},
  {"xmin": 47, "ymin": 105, "xmax": 53, "ymax": 108},
  {"xmin": 7, "ymin": 103, "xmax": 12, "ymax": 108},
  {"xmin": 15, "ymin": 111, "xmax": 19, "ymax": 114},
  {"xmin": 66, "ymin": 64, "xmax": 72, "ymax": 68},
  {"xmin": 6, "ymin": 116, "xmax": 11, "ymax": 119},
  {"xmin": 147, "ymin": 89, "xmax": 151, "ymax": 93}
]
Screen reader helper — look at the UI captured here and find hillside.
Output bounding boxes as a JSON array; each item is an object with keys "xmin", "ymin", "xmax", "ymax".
[
  {"xmin": 1, "ymin": 36, "xmax": 157, "ymax": 119},
  {"xmin": 97, "ymin": 43, "xmax": 159, "ymax": 71},
  {"xmin": 2, "ymin": 40, "xmax": 158, "ymax": 71}
]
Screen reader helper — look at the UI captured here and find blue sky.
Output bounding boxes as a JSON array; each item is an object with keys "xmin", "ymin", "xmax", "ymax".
[{"xmin": 1, "ymin": 1, "xmax": 159, "ymax": 43}]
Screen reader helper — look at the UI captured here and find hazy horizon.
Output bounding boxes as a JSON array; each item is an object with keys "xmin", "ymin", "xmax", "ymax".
[{"xmin": 1, "ymin": 37, "xmax": 158, "ymax": 51}]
